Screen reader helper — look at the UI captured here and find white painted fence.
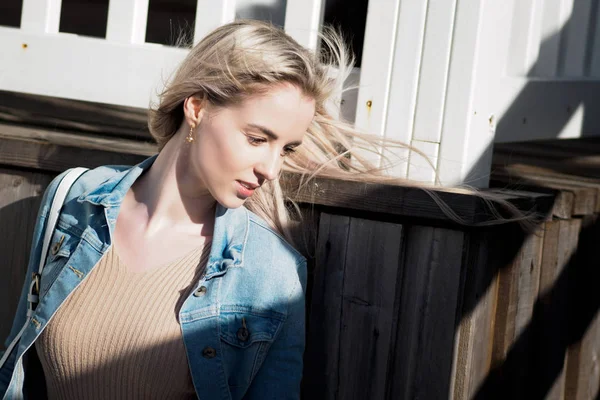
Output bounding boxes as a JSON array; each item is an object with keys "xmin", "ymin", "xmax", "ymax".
[{"xmin": 1, "ymin": 0, "xmax": 600, "ymax": 187}]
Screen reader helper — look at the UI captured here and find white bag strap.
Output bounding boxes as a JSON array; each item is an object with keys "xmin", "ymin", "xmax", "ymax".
[{"xmin": 0, "ymin": 167, "xmax": 87, "ymax": 370}]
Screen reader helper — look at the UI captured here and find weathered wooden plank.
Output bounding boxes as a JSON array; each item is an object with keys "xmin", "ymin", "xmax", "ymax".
[
  {"xmin": 564, "ymin": 283, "xmax": 600, "ymax": 400},
  {"xmin": 387, "ymin": 226, "xmax": 465, "ymax": 399},
  {"xmin": 492, "ymin": 161, "xmax": 600, "ymax": 215},
  {"xmin": 303, "ymin": 213, "xmax": 351, "ymax": 399},
  {"xmin": 0, "ymin": 90, "xmax": 149, "ymax": 140},
  {"xmin": 532, "ymin": 219, "xmax": 582, "ymax": 400},
  {"xmin": 564, "ymin": 216, "xmax": 600, "ymax": 400},
  {"xmin": 492, "ymin": 170, "xmax": 598, "ymax": 216},
  {"xmin": 450, "ymin": 231, "xmax": 499, "ymax": 400},
  {"xmin": 337, "ymin": 218, "xmax": 403, "ymax": 400},
  {"xmin": 284, "ymin": 173, "xmax": 554, "ymax": 227},
  {"xmin": 0, "ymin": 123, "xmax": 151, "ymax": 172},
  {"xmin": 489, "ymin": 224, "xmax": 544, "ymax": 399},
  {"xmin": 0, "ymin": 168, "xmax": 54, "ymax": 342}
]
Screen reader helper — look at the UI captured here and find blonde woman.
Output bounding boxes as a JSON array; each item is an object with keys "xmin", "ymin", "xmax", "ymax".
[{"xmin": 2, "ymin": 20, "xmax": 513, "ymax": 400}]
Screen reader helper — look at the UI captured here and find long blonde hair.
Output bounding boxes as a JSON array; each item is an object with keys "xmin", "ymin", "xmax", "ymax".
[{"xmin": 149, "ymin": 20, "xmax": 533, "ymax": 246}]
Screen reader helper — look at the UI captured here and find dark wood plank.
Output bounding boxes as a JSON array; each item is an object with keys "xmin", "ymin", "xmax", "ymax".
[
  {"xmin": 492, "ymin": 170, "xmax": 598, "ymax": 216},
  {"xmin": 0, "ymin": 168, "xmax": 54, "ymax": 343},
  {"xmin": 490, "ymin": 224, "xmax": 544, "ymax": 399},
  {"xmin": 533, "ymin": 219, "xmax": 582, "ymax": 400},
  {"xmin": 387, "ymin": 226, "xmax": 465, "ymax": 400},
  {"xmin": 0, "ymin": 124, "xmax": 555, "ymax": 226},
  {"xmin": 0, "ymin": 123, "xmax": 153, "ymax": 172},
  {"xmin": 303, "ymin": 213, "xmax": 351, "ymax": 399},
  {"xmin": 0, "ymin": 90, "xmax": 149, "ymax": 140},
  {"xmin": 564, "ymin": 217, "xmax": 600, "ymax": 400},
  {"xmin": 450, "ymin": 231, "xmax": 498, "ymax": 399},
  {"xmin": 336, "ymin": 218, "xmax": 403, "ymax": 400},
  {"xmin": 493, "ymin": 152, "xmax": 600, "ymax": 180}
]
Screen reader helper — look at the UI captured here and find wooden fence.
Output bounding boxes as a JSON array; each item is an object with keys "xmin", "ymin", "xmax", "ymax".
[
  {"xmin": 5, "ymin": 0, "xmax": 600, "ymax": 187},
  {"xmin": 2, "ymin": 92, "xmax": 600, "ymax": 399}
]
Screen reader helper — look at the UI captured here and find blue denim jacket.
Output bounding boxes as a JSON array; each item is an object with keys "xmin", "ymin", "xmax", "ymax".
[{"xmin": 0, "ymin": 155, "xmax": 307, "ymax": 399}]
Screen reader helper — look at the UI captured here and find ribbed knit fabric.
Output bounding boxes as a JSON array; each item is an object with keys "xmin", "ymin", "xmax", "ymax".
[{"xmin": 35, "ymin": 241, "xmax": 211, "ymax": 400}]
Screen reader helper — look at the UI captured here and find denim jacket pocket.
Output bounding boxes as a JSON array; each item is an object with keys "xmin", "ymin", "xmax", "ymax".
[
  {"xmin": 219, "ymin": 309, "xmax": 284, "ymax": 389},
  {"xmin": 39, "ymin": 228, "xmax": 76, "ymax": 297}
]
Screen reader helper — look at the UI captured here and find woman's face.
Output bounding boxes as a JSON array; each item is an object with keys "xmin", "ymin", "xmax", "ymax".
[{"xmin": 187, "ymin": 83, "xmax": 316, "ymax": 209}]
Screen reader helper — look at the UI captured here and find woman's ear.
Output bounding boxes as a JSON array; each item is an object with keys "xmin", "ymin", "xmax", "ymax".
[{"xmin": 183, "ymin": 95, "xmax": 205, "ymax": 127}]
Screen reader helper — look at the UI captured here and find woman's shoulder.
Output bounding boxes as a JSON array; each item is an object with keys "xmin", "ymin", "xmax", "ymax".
[
  {"xmin": 66, "ymin": 164, "xmax": 132, "ymax": 198},
  {"xmin": 243, "ymin": 208, "xmax": 306, "ymax": 266},
  {"xmin": 238, "ymin": 207, "xmax": 306, "ymax": 269},
  {"xmin": 37, "ymin": 165, "xmax": 129, "ymax": 212}
]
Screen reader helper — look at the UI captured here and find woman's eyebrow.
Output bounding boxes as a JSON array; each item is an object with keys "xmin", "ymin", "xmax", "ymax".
[{"xmin": 247, "ymin": 123, "xmax": 302, "ymax": 146}]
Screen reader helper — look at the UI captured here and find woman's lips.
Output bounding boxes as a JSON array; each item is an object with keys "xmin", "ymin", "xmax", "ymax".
[{"xmin": 235, "ymin": 180, "xmax": 256, "ymax": 198}]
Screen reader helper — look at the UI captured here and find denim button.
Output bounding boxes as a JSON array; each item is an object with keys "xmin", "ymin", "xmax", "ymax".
[
  {"xmin": 237, "ymin": 327, "xmax": 249, "ymax": 342},
  {"xmin": 51, "ymin": 235, "xmax": 65, "ymax": 255},
  {"xmin": 202, "ymin": 346, "xmax": 216, "ymax": 359},
  {"xmin": 193, "ymin": 286, "xmax": 207, "ymax": 297}
]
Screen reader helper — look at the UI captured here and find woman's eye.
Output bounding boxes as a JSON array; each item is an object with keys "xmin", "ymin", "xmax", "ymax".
[
  {"xmin": 282, "ymin": 147, "xmax": 297, "ymax": 157},
  {"xmin": 247, "ymin": 136, "xmax": 267, "ymax": 145}
]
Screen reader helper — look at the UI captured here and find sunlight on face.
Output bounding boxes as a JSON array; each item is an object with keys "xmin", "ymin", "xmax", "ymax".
[{"xmin": 188, "ymin": 83, "xmax": 316, "ymax": 208}]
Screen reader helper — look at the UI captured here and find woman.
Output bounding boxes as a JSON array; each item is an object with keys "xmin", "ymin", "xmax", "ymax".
[
  {"xmin": 0, "ymin": 19, "xmax": 528, "ymax": 400},
  {"xmin": 1, "ymin": 20, "xmax": 368, "ymax": 400}
]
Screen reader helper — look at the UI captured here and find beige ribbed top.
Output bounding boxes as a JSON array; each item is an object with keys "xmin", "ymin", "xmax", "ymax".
[{"xmin": 35, "ymin": 242, "xmax": 211, "ymax": 400}]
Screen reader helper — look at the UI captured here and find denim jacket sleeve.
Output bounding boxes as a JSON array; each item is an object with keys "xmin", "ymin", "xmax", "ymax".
[
  {"xmin": 243, "ymin": 258, "xmax": 307, "ymax": 400},
  {"xmin": 0, "ymin": 169, "xmax": 69, "ymax": 394}
]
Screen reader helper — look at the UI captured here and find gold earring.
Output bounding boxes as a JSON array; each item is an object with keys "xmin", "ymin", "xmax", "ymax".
[{"xmin": 186, "ymin": 124, "xmax": 195, "ymax": 143}]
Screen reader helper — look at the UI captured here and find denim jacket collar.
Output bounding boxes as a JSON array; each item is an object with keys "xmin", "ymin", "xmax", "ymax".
[{"xmin": 76, "ymin": 154, "xmax": 249, "ymax": 278}]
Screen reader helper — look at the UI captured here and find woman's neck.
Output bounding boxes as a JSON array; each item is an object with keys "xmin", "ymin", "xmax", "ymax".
[{"xmin": 126, "ymin": 129, "xmax": 216, "ymax": 238}]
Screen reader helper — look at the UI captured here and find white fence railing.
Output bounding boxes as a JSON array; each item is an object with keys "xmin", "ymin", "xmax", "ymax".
[{"xmin": 2, "ymin": 0, "xmax": 600, "ymax": 187}]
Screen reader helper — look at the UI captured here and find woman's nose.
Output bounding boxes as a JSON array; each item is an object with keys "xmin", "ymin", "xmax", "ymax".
[{"xmin": 255, "ymin": 150, "xmax": 281, "ymax": 181}]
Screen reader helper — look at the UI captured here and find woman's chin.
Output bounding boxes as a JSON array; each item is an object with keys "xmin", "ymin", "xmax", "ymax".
[{"xmin": 216, "ymin": 195, "xmax": 247, "ymax": 209}]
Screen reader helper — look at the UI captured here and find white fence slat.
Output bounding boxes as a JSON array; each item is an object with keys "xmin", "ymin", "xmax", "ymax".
[
  {"xmin": 0, "ymin": 28, "xmax": 187, "ymax": 109},
  {"xmin": 194, "ymin": 0, "xmax": 236, "ymax": 45},
  {"xmin": 561, "ymin": 0, "xmax": 592, "ymax": 76},
  {"xmin": 507, "ymin": 0, "xmax": 543, "ymax": 76},
  {"xmin": 354, "ymin": 0, "xmax": 401, "ymax": 168},
  {"xmin": 106, "ymin": 0, "xmax": 149, "ymax": 44},
  {"xmin": 20, "ymin": 0, "xmax": 62, "ymax": 34},
  {"xmin": 407, "ymin": 140, "xmax": 439, "ymax": 184},
  {"xmin": 381, "ymin": 0, "xmax": 428, "ymax": 178},
  {"xmin": 284, "ymin": 0, "xmax": 325, "ymax": 50},
  {"xmin": 436, "ymin": 0, "xmax": 487, "ymax": 187},
  {"xmin": 411, "ymin": 0, "xmax": 458, "ymax": 143},
  {"xmin": 590, "ymin": 2, "xmax": 600, "ymax": 76},
  {"xmin": 534, "ymin": 0, "xmax": 564, "ymax": 76}
]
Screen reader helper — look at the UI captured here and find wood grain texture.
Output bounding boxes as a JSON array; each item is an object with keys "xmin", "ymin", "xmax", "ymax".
[
  {"xmin": 492, "ymin": 170, "xmax": 598, "ymax": 216},
  {"xmin": 386, "ymin": 226, "xmax": 465, "ymax": 400},
  {"xmin": 0, "ymin": 90, "xmax": 149, "ymax": 140},
  {"xmin": 490, "ymin": 224, "xmax": 544, "ymax": 399},
  {"xmin": 0, "ymin": 168, "xmax": 54, "ymax": 342},
  {"xmin": 303, "ymin": 213, "xmax": 351, "ymax": 399},
  {"xmin": 0, "ymin": 123, "xmax": 153, "ymax": 173},
  {"xmin": 564, "ymin": 216, "xmax": 600, "ymax": 400},
  {"xmin": 337, "ymin": 218, "xmax": 403, "ymax": 400},
  {"xmin": 450, "ymin": 231, "xmax": 499, "ymax": 400},
  {"xmin": 0, "ymin": 126, "xmax": 554, "ymax": 226},
  {"xmin": 534, "ymin": 219, "xmax": 582, "ymax": 400}
]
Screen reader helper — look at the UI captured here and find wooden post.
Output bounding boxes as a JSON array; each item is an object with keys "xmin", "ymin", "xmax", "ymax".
[
  {"xmin": 20, "ymin": 0, "xmax": 62, "ymax": 33},
  {"xmin": 106, "ymin": 0, "xmax": 150, "ymax": 44},
  {"xmin": 284, "ymin": 0, "xmax": 325, "ymax": 51},
  {"xmin": 193, "ymin": 0, "xmax": 236, "ymax": 45}
]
